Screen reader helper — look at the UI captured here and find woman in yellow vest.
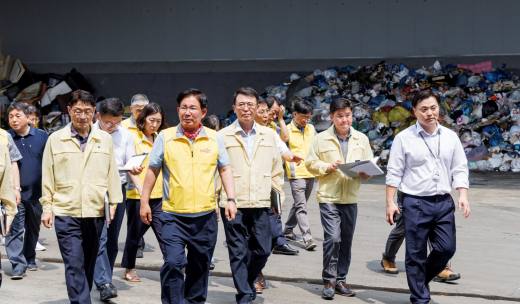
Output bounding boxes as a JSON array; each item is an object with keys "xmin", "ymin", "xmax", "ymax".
[{"xmin": 121, "ymin": 103, "xmax": 166, "ymax": 282}]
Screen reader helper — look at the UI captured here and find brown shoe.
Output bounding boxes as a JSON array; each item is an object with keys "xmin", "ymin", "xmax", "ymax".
[
  {"xmin": 434, "ymin": 266, "xmax": 461, "ymax": 282},
  {"xmin": 381, "ymin": 257, "xmax": 398, "ymax": 274},
  {"xmin": 254, "ymin": 272, "xmax": 266, "ymax": 294}
]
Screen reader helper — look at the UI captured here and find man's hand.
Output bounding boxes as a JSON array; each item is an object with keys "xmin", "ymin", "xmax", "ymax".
[
  {"xmin": 291, "ymin": 154, "xmax": 304, "ymax": 165},
  {"xmin": 140, "ymin": 201, "xmax": 152, "ymax": 225},
  {"xmin": 15, "ymin": 189, "xmax": 21, "ymax": 205},
  {"xmin": 358, "ymin": 172, "xmax": 371, "ymax": 181},
  {"xmin": 41, "ymin": 211, "xmax": 54, "ymax": 228},
  {"xmin": 129, "ymin": 166, "xmax": 143, "ymax": 176},
  {"xmin": 109, "ymin": 205, "xmax": 116, "ymax": 221},
  {"xmin": 225, "ymin": 201, "xmax": 237, "ymax": 221},
  {"xmin": 326, "ymin": 160, "xmax": 341, "ymax": 173},
  {"xmin": 386, "ymin": 201, "xmax": 400, "ymax": 225},
  {"xmin": 277, "ymin": 105, "xmax": 286, "ymax": 121},
  {"xmin": 456, "ymin": 188, "xmax": 471, "ymax": 218},
  {"xmin": 5, "ymin": 215, "xmax": 14, "ymax": 235}
]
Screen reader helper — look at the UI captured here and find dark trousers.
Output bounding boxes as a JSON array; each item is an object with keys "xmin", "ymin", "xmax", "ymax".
[
  {"xmin": 5, "ymin": 200, "xmax": 42, "ymax": 272},
  {"xmin": 122, "ymin": 198, "xmax": 165, "ymax": 269},
  {"xmin": 107, "ymin": 186, "xmax": 127, "ymax": 270},
  {"xmin": 94, "ymin": 185, "xmax": 127, "ymax": 287},
  {"xmin": 268, "ymin": 208, "xmax": 287, "ymax": 247},
  {"xmin": 160, "ymin": 211, "xmax": 218, "ymax": 304},
  {"xmin": 54, "ymin": 216, "xmax": 104, "ymax": 304},
  {"xmin": 221, "ymin": 208, "xmax": 272, "ymax": 304},
  {"xmin": 383, "ymin": 191, "xmax": 404, "ymax": 262},
  {"xmin": 402, "ymin": 193, "xmax": 456, "ymax": 304},
  {"xmin": 319, "ymin": 203, "xmax": 357, "ymax": 284}
]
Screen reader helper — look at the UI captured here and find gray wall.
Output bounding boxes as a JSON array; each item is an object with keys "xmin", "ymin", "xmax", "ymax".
[
  {"xmin": 2, "ymin": 0, "xmax": 520, "ymax": 119},
  {"xmin": 2, "ymin": 0, "xmax": 520, "ymax": 63}
]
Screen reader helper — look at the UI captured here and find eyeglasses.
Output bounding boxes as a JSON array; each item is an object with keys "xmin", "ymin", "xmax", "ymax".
[
  {"xmin": 236, "ymin": 102, "xmax": 256, "ymax": 109},
  {"xmin": 71, "ymin": 108, "xmax": 94, "ymax": 117}
]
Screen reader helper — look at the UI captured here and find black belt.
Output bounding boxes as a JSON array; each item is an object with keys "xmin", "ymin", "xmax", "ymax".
[{"xmin": 401, "ymin": 192, "xmax": 451, "ymax": 203}]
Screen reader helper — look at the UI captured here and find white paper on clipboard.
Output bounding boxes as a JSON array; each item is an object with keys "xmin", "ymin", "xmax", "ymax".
[
  {"xmin": 120, "ymin": 153, "xmax": 147, "ymax": 171},
  {"xmin": 338, "ymin": 157, "xmax": 384, "ymax": 177}
]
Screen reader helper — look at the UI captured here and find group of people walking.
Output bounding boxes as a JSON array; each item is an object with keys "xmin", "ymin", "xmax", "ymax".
[{"xmin": 0, "ymin": 86, "xmax": 470, "ymax": 304}]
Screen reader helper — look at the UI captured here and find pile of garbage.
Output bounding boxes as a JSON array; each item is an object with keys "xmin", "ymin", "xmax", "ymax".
[
  {"xmin": 262, "ymin": 60, "xmax": 520, "ymax": 172},
  {"xmin": 1, "ymin": 53, "xmax": 95, "ymax": 132}
]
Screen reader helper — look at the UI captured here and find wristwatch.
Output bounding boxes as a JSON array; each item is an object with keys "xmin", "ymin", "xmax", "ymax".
[{"xmin": 227, "ymin": 198, "xmax": 236, "ymax": 203}]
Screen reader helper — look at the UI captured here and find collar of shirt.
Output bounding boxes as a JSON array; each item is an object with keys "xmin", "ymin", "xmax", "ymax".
[
  {"xmin": 70, "ymin": 124, "xmax": 91, "ymax": 144},
  {"xmin": 415, "ymin": 121, "xmax": 441, "ymax": 137},
  {"xmin": 234, "ymin": 120, "xmax": 258, "ymax": 137},
  {"xmin": 11, "ymin": 127, "xmax": 35, "ymax": 139},
  {"xmin": 334, "ymin": 127, "xmax": 352, "ymax": 143},
  {"xmin": 175, "ymin": 124, "xmax": 208, "ymax": 140},
  {"xmin": 290, "ymin": 120, "xmax": 306, "ymax": 133}
]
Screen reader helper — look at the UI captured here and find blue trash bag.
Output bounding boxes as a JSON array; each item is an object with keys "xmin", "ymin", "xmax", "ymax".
[{"xmin": 482, "ymin": 125, "xmax": 503, "ymax": 147}]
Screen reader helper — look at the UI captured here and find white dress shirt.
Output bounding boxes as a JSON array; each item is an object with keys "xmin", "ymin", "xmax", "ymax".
[
  {"xmin": 93, "ymin": 122, "xmax": 136, "ymax": 184},
  {"xmin": 386, "ymin": 122, "xmax": 469, "ymax": 196}
]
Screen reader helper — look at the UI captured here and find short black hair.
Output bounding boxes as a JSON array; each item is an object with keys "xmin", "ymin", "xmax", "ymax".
[
  {"xmin": 7, "ymin": 102, "xmax": 30, "ymax": 116},
  {"xmin": 202, "ymin": 114, "xmax": 220, "ymax": 130},
  {"xmin": 293, "ymin": 99, "xmax": 313, "ymax": 115},
  {"xmin": 176, "ymin": 88, "xmax": 208, "ymax": 109},
  {"xmin": 257, "ymin": 98, "xmax": 269, "ymax": 107},
  {"xmin": 136, "ymin": 102, "xmax": 166, "ymax": 132},
  {"xmin": 329, "ymin": 98, "xmax": 352, "ymax": 114},
  {"xmin": 69, "ymin": 89, "xmax": 96, "ymax": 107},
  {"xmin": 97, "ymin": 98, "xmax": 124, "ymax": 117},
  {"xmin": 233, "ymin": 87, "xmax": 258, "ymax": 104},
  {"xmin": 264, "ymin": 96, "xmax": 278, "ymax": 108},
  {"xmin": 412, "ymin": 89, "xmax": 440, "ymax": 108}
]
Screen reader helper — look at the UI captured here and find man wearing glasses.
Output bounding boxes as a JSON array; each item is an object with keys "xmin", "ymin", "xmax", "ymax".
[
  {"xmin": 218, "ymin": 87, "xmax": 284, "ymax": 304},
  {"xmin": 92, "ymin": 98, "xmax": 142, "ymax": 301},
  {"xmin": 40, "ymin": 90, "xmax": 123, "ymax": 304}
]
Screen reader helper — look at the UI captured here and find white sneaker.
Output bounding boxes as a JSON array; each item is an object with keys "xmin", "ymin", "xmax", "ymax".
[{"xmin": 35, "ymin": 242, "xmax": 46, "ymax": 251}]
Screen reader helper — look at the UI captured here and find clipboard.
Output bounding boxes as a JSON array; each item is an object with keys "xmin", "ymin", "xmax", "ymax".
[
  {"xmin": 338, "ymin": 157, "xmax": 384, "ymax": 177},
  {"xmin": 270, "ymin": 188, "xmax": 282, "ymax": 215},
  {"xmin": 119, "ymin": 153, "xmax": 147, "ymax": 171}
]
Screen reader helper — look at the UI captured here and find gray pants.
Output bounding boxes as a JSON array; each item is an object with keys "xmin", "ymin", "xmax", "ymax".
[
  {"xmin": 284, "ymin": 178, "xmax": 314, "ymax": 242},
  {"xmin": 319, "ymin": 203, "xmax": 357, "ymax": 284}
]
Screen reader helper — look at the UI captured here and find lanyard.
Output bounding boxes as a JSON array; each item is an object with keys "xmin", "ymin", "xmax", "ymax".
[{"xmin": 419, "ymin": 131, "xmax": 440, "ymax": 160}]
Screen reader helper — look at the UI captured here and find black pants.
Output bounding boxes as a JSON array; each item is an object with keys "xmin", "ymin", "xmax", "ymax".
[
  {"xmin": 383, "ymin": 191, "xmax": 404, "ymax": 262},
  {"xmin": 160, "ymin": 211, "xmax": 218, "ymax": 304},
  {"xmin": 319, "ymin": 203, "xmax": 357, "ymax": 284},
  {"xmin": 268, "ymin": 208, "xmax": 287, "ymax": 247},
  {"xmin": 54, "ymin": 216, "xmax": 104, "ymax": 304},
  {"xmin": 221, "ymin": 208, "xmax": 272, "ymax": 304},
  {"xmin": 106, "ymin": 185, "xmax": 127, "ymax": 270},
  {"xmin": 121, "ymin": 198, "xmax": 165, "ymax": 269},
  {"xmin": 403, "ymin": 193, "xmax": 456, "ymax": 304}
]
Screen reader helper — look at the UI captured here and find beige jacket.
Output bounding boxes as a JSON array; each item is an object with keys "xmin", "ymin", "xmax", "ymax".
[
  {"xmin": 306, "ymin": 126, "xmax": 373, "ymax": 204},
  {"xmin": 40, "ymin": 124, "xmax": 123, "ymax": 217},
  {"xmin": 0, "ymin": 145, "xmax": 16, "ymax": 216},
  {"xmin": 218, "ymin": 122, "xmax": 283, "ymax": 208}
]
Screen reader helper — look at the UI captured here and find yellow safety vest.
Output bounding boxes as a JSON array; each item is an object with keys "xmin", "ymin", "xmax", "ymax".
[
  {"xmin": 162, "ymin": 126, "xmax": 219, "ymax": 214},
  {"xmin": 284, "ymin": 121, "xmax": 315, "ymax": 179}
]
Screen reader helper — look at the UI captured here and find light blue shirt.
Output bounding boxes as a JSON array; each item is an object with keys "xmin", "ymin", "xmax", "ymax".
[{"xmin": 386, "ymin": 122, "xmax": 469, "ymax": 196}]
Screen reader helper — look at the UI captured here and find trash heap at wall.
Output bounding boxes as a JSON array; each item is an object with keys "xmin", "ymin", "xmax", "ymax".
[{"xmin": 263, "ymin": 61, "xmax": 520, "ymax": 172}]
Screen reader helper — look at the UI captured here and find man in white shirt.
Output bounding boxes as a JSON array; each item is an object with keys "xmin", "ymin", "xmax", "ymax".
[
  {"xmin": 385, "ymin": 89, "xmax": 471, "ymax": 304},
  {"xmin": 93, "ymin": 98, "xmax": 141, "ymax": 301}
]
